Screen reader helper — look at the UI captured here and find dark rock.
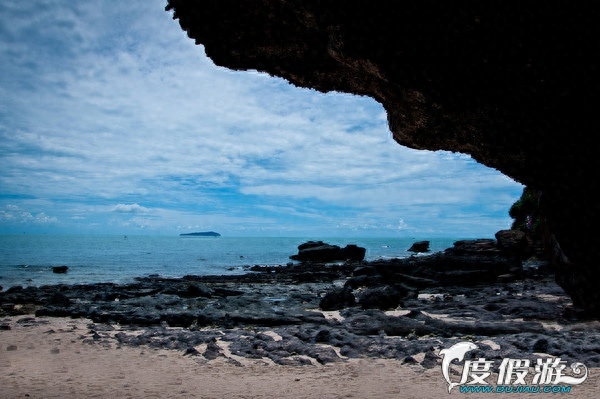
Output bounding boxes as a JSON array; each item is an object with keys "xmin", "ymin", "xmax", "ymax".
[
  {"xmin": 345, "ymin": 275, "xmax": 384, "ymax": 289},
  {"xmin": 52, "ymin": 266, "xmax": 68, "ymax": 274},
  {"xmin": 290, "ymin": 241, "xmax": 365, "ymax": 262},
  {"xmin": 165, "ymin": 283, "xmax": 213, "ymax": 298},
  {"xmin": 392, "ymin": 273, "xmax": 439, "ymax": 289},
  {"xmin": 212, "ymin": 287, "xmax": 244, "ymax": 297},
  {"xmin": 183, "ymin": 346, "xmax": 200, "ymax": 356},
  {"xmin": 407, "ymin": 241, "xmax": 430, "ymax": 253},
  {"xmin": 307, "ymin": 345, "xmax": 340, "ymax": 364},
  {"xmin": 445, "ymin": 239, "xmax": 501, "ymax": 256},
  {"xmin": 496, "ymin": 274, "xmax": 517, "ymax": 283},
  {"xmin": 342, "ymin": 244, "xmax": 366, "ymax": 261},
  {"xmin": 314, "ymin": 329, "xmax": 331, "ymax": 343},
  {"xmin": 495, "ymin": 229, "xmax": 533, "ymax": 259},
  {"xmin": 403, "ymin": 355, "xmax": 418, "ymax": 364},
  {"xmin": 203, "ymin": 339, "xmax": 222, "ymax": 360},
  {"xmin": 46, "ymin": 292, "xmax": 71, "ymax": 307},
  {"xmin": 532, "ymin": 338, "xmax": 549, "ymax": 353},
  {"xmin": 357, "ymin": 285, "xmax": 407, "ymax": 310},
  {"xmin": 352, "ymin": 266, "xmax": 377, "ymax": 276},
  {"xmin": 420, "ymin": 349, "xmax": 440, "ymax": 369},
  {"xmin": 319, "ymin": 287, "xmax": 355, "ymax": 311}
]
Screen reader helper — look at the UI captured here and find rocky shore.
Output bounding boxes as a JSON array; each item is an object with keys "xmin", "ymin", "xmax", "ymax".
[{"xmin": 2, "ymin": 236, "xmax": 600, "ymax": 369}]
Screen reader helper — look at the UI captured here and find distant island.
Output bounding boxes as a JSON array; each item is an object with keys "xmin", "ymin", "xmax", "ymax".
[{"xmin": 179, "ymin": 231, "xmax": 221, "ymax": 237}]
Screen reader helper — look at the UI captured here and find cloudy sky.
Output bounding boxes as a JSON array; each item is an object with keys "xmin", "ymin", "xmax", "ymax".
[{"xmin": 0, "ymin": 1, "xmax": 523, "ymax": 238}]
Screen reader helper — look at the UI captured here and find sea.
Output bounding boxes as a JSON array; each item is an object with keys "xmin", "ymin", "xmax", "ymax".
[{"xmin": 0, "ymin": 235, "xmax": 466, "ymax": 289}]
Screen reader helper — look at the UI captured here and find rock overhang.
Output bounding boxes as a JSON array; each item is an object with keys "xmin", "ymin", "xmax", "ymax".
[{"xmin": 164, "ymin": 0, "xmax": 600, "ymax": 317}]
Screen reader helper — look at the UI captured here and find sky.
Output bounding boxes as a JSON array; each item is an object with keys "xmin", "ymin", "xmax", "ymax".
[{"xmin": 0, "ymin": 1, "xmax": 524, "ymax": 238}]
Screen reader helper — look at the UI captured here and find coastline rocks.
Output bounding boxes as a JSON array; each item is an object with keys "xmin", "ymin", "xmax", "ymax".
[
  {"xmin": 2, "ymin": 255, "xmax": 600, "ymax": 368},
  {"xmin": 495, "ymin": 229, "xmax": 534, "ymax": 259},
  {"xmin": 319, "ymin": 287, "xmax": 355, "ymax": 311},
  {"xmin": 334, "ymin": 238, "xmax": 526, "ymax": 311},
  {"xmin": 52, "ymin": 266, "xmax": 68, "ymax": 274},
  {"xmin": 356, "ymin": 285, "xmax": 407, "ymax": 310},
  {"xmin": 407, "ymin": 240, "xmax": 430, "ymax": 253},
  {"xmin": 290, "ymin": 241, "xmax": 366, "ymax": 262}
]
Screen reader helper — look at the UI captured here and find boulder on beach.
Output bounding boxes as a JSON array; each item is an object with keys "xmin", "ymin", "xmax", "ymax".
[
  {"xmin": 290, "ymin": 241, "xmax": 366, "ymax": 262},
  {"xmin": 495, "ymin": 229, "xmax": 533, "ymax": 259}
]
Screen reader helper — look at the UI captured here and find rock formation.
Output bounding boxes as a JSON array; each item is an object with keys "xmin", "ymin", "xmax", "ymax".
[
  {"xmin": 407, "ymin": 241, "xmax": 430, "ymax": 253},
  {"xmin": 290, "ymin": 241, "xmax": 366, "ymax": 262},
  {"xmin": 165, "ymin": 1, "xmax": 600, "ymax": 316}
]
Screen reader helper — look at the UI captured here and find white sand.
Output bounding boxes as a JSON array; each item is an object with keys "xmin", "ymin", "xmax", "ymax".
[{"xmin": 1, "ymin": 316, "xmax": 598, "ymax": 399}]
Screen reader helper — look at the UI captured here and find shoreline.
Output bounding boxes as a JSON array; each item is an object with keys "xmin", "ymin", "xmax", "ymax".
[
  {"xmin": 1, "ymin": 315, "xmax": 598, "ymax": 398},
  {"xmin": 3, "ymin": 247, "xmax": 600, "ymax": 397}
]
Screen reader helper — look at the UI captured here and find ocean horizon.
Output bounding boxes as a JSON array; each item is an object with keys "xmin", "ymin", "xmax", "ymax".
[{"xmin": 0, "ymin": 234, "xmax": 473, "ymax": 289}]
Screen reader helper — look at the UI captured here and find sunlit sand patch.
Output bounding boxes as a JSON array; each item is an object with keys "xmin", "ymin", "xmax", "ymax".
[
  {"xmin": 308, "ymin": 309, "xmax": 345, "ymax": 322},
  {"xmin": 262, "ymin": 330, "xmax": 283, "ymax": 341},
  {"xmin": 412, "ymin": 352, "xmax": 426, "ymax": 363},
  {"xmin": 384, "ymin": 309, "xmax": 411, "ymax": 317},
  {"xmin": 535, "ymin": 293, "xmax": 566, "ymax": 302},
  {"xmin": 195, "ymin": 342, "xmax": 208, "ymax": 355},
  {"xmin": 216, "ymin": 339, "xmax": 275, "ymax": 366},
  {"xmin": 479, "ymin": 339, "xmax": 501, "ymax": 351}
]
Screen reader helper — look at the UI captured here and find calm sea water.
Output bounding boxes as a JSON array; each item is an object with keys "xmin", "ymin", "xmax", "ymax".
[{"xmin": 0, "ymin": 235, "xmax": 464, "ymax": 288}]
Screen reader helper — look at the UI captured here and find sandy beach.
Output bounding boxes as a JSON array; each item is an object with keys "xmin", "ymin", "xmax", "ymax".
[{"xmin": 1, "ymin": 316, "xmax": 598, "ymax": 399}]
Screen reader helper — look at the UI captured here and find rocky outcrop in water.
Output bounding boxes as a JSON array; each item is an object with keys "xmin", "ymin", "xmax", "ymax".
[
  {"xmin": 289, "ymin": 241, "xmax": 366, "ymax": 263},
  {"xmin": 52, "ymin": 266, "xmax": 69, "ymax": 274},
  {"xmin": 407, "ymin": 241, "xmax": 430, "ymax": 253},
  {"xmin": 165, "ymin": 0, "xmax": 600, "ymax": 317}
]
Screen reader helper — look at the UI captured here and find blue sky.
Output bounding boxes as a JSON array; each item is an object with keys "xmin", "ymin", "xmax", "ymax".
[{"xmin": 0, "ymin": 1, "xmax": 523, "ymax": 238}]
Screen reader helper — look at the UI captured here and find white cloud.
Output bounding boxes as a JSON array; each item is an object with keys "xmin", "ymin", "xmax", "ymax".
[
  {"xmin": 111, "ymin": 204, "xmax": 150, "ymax": 214},
  {"xmin": 0, "ymin": 205, "xmax": 58, "ymax": 224},
  {"xmin": 0, "ymin": 0, "xmax": 524, "ymax": 237}
]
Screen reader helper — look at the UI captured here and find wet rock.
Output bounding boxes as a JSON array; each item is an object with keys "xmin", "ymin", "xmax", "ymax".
[
  {"xmin": 164, "ymin": 283, "xmax": 213, "ymax": 298},
  {"xmin": 319, "ymin": 287, "xmax": 355, "ymax": 311},
  {"xmin": 532, "ymin": 338, "xmax": 549, "ymax": 353},
  {"xmin": 420, "ymin": 349, "xmax": 440, "ymax": 369},
  {"xmin": 290, "ymin": 241, "xmax": 366, "ymax": 262},
  {"xmin": 356, "ymin": 285, "xmax": 407, "ymax": 310},
  {"xmin": 495, "ymin": 229, "xmax": 533, "ymax": 259},
  {"xmin": 407, "ymin": 241, "xmax": 430, "ymax": 253},
  {"xmin": 445, "ymin": 239, "xmax": 502, "ymax": 256},
  {"xmin": 202, "ymin": 340, "xmax": 223, "ymax": 360},
  {"xmin": 52, "ymin": 266, "xmax": 68, "ymax": 274},
  {"xmin": 46, "ymin": 292, "xmax": 72, "ymax": 307}
]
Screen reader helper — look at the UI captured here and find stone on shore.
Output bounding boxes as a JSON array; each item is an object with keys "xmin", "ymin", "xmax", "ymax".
[{"xmin": 290, "ymin": 241, "xmax": 366, "ymax": 262}]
